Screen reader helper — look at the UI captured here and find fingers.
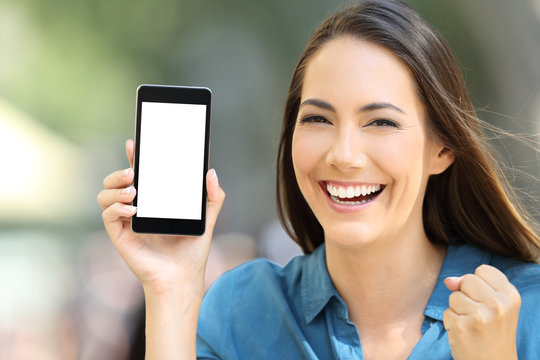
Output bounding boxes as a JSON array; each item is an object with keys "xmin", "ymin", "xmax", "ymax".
[
  {"xmin": 99, "ymin": 140, "xmax": 135, "ymax": 210},
  {"xmin": 444, "ymin": 276, "xmax": 461, "ymax": 292},
  {"xmin": 101, "ymin": 202, "xmax": 137, "ymax": 240},
  {"xmin": 442, "ymin": 307, "xmax": 459, "ymax": 331},
  {"xmin": 97, "ymin": 185, "xmax": 136, "ymax": 210},
  {"xmin": 98, "ymin": 168, "xmax": 135, "ymax": 211},
  {"xmin": 449, "ymin": 265, "xmax": 519, "ymax": 304},
  {"xmin": 446, "ymin": 265, "xmax": 521, "ymax": 308},
  {"xmin": 458, "ymin": 273, "xmax": 496, "ymax": 302},
  {"xmin": 448, "ymin": 290, "xmax": 479, "ymax": 315},
  {"xmin": 103, "ymin": 167, "xmax": 134, "ymax": 189},
  {"xmin": 102, "ymin": 202, "xmax": 137, "ymax": 224},
  {"xmin": 206, "ymin": 169, "xmax": 222, "ymax": 201},
  {"xmin": 444, "ymin": 264, "xmax": 522, "ymax": 333},
  {"xmin": 98, "ymin": 142, "xmax": 137, "ymax": 241},
  {"xmin": 126, "ymin": 139, "xmax": 134, "ymax": 168},
  {"xmin": 204, "ymin": 169, "xmax": 226, "ymax": 234},
  {"xmin": 474, "ymin": 264, "xmax": 517, "ymax": 294}
]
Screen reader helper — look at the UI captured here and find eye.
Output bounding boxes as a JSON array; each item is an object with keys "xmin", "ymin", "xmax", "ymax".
[
  {"xmin": 367, "ymin": 119, "xmax": 398, "ymax": 128},
  {"xmin": 299, "ymin": 115, "xmax": 332, "ymax": 124}
]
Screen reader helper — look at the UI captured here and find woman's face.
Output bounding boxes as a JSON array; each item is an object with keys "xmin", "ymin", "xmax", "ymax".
[{"xmin": 291, "ymin": 37, "xmax": 453, "ymax": 249}]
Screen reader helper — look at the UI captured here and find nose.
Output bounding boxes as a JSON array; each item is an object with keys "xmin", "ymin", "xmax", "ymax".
[{"xmin": 325, "ymin": 128, "xmax": 367, "ymax": 171}]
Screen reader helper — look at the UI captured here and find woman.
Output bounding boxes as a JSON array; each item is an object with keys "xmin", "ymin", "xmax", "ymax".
[{"xmin": 98, "ymin": 1, "xmax": 540, "ymax": 358}]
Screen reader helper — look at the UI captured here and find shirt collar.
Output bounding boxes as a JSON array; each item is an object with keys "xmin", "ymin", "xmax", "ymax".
[
  {"xmin": 300, "ymin": 242, "xmax": 493, "ymax": 324},
  {"xmin": 301, "ymin": 244, "xmax": 338, "ymax": 324},
  {"xmin": 424, "ymin": 243, "xmax": 492, "ymax": 321}
]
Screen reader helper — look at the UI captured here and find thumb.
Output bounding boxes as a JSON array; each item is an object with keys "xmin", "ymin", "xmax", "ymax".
[
  {"xmin": 205, "ymin": 169, "xmax": 226, "ymax": 232},
  {"xmin": 125, "ymin": 139, "xmax": 135, "ymax": 168},
  {"xmin": 444, "ymin": 276, "xmax": 462, "ymax": 292}
]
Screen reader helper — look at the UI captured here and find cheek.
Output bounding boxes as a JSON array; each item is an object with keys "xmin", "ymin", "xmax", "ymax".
[
  {"xmin": 291, "ymin": 132, "xmax": 303, "ymax": 171},
  {"xmin": 377, "ymin": 135, "xmax": 426, "ymax": 170},
  {"xmin": 370, "ymin": 134, "xmax": 428, "ymax": 202},
  {"xmin": 291, "ymin": 129, "xmax": 326, "ymax": 187},
  {"xmin": 385, "ymin": 138, "xmax": 432, "ymax": 214},
  {"xmin": 291, "ymin": 131, "xmax": 311, "ymax": 185}
]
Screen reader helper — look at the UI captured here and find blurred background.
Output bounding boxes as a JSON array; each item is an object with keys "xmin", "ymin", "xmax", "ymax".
[{"xmin": 0, "ymin": 0, "xmax": 538, "ymax": 358}]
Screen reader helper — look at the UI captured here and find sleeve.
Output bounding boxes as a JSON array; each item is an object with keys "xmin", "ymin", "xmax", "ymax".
[
  {"xmin": 195, "ymin": 258, "xmax": 284, "ymax": 359},
  {"xmin": 196, "ymin": 269, "xmax": 235, "ymax": 359},
  {"xmin": 513, "ymin": 265, "xmax": 540, "ymax": 359}
]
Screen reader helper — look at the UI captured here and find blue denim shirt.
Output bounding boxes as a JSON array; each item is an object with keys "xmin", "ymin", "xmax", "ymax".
[{"xmin": 197, "ymin": 244, "xmax": 540, "ymax": 359}]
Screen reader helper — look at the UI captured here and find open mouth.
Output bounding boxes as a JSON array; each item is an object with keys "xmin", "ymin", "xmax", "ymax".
[{"xmin": 324, "ymin": 181, "xmax": 385, "ymax": 206}]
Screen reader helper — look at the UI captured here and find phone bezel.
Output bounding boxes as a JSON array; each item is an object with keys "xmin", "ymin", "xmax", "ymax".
[{"xmin": 131, "ymin": 84, "xmax": 211, "ymax": 236}]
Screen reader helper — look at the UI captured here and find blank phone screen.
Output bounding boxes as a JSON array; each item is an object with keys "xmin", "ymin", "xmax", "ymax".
[{"xmin": 136, "ymin": 101, "xmax": 206, "ymax": 220}]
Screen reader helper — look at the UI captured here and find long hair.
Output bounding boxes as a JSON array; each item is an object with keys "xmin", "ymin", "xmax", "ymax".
[{"xmin": 276, "ymin": 0, "xmax": 540, "ymax": 261}]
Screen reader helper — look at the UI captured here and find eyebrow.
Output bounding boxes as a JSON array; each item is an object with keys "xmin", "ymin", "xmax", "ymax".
[{"xmin": 299, "ymin": 98, "xmax": 406, "ymax": 114}]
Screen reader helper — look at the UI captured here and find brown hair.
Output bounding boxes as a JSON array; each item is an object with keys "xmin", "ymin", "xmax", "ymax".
[{"xmin": 276, "ymin": 0, "xmax": 540, "ymax": 261}]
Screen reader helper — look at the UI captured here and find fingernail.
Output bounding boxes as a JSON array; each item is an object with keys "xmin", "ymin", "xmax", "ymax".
[
  {"xmin": 124, "ymin": 168, "xmax": 132, "ymax": 177},
  {"xmin": 123, "ymin": 205, "xmax": 137, "ymax": 213},
  {"xmin": 210, "ymin": 169, "xmax": 218, "ymax": 184},
  {"xmin": 122, "ymin": 186, "xmax": 133, "ymax": 195}
]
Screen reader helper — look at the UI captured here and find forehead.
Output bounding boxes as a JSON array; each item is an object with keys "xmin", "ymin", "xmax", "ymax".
[{"xmin": 301, "ymin": 37, "xmax": 424, "ymax": 116}]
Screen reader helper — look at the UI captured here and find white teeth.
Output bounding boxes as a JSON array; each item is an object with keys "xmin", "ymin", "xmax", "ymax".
[
  {"xmin": 326, "ymin": 182, "xmax": 382, "ymax": 200},
  {"xmin": 326, "ymin": 183, "xmax": 338, "ymax": 197},
  {"xmin": 360, "ymin": 185, "xmax": 367, "ymax": 196},
  {"xmin": 330, "ymin": 195, "xmax": 369, "ymax": 206},
  {"xmin": 327, "ymin": 183, "xmax": 340, "ymax": 197}
]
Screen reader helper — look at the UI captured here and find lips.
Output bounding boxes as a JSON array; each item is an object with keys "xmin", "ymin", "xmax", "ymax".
[{"xmin": 323, "ymin": 181, "xmax": 385, "ymax": 206}]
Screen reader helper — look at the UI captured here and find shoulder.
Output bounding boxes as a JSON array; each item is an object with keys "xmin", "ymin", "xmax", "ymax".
[
  {"xmin": 199, "ymin": 255, "xmax": 309, "ymax": 320},
  {"xmin": 204, "ymin": 255, "xmax": 306, "ymax": 303},
  {"xmin": 196, "ymin": 256, "xmax": 308, "ymax": 357},
  {"xmin": 448, "ymin": 242, "xmax": 540, "ymax": 293}
]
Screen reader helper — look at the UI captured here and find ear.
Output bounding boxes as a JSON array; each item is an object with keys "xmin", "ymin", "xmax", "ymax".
[{"xmin": 429, "ymin": 145, "xmax": 455, "ymax": 175}]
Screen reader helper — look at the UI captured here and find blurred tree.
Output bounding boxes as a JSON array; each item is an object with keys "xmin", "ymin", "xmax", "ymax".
[{"xmin": 0, "ymin": 0, "xmax": 537, "ymax": 231}]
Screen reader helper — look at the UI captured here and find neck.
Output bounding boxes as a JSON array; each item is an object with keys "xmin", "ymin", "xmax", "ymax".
[{"xmin": 325, "ymin": 230, "xmax": 446, "ymax": 331}]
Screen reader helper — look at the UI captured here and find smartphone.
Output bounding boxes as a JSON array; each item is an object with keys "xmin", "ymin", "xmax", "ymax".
[{"xmin": 131, "ymin": 84, "xmax": 211, "ymax": 235}]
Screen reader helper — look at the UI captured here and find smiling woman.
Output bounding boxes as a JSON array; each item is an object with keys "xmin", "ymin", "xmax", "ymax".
[
  {"xmin": 98, "ymin": 0, "xmax": 540, "ymax": 359},
  {"xmin": 290, "ymin": 38, "xmax": 454, "ymax": 255},
  {"xmin": 277, "ymin": 5, "xmax": 539, "ymax": 261}
]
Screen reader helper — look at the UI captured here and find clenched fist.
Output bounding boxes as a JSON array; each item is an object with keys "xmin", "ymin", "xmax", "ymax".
[{"xmin": 443, "ymin": 264, "xmax": 521, "ymax": 360}]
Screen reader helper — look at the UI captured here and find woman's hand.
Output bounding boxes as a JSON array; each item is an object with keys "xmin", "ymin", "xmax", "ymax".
[
  {"xmin": 98, "ymin": 139, "xmax": 225, "ymax": 358},
  {"xmin": 97, "ymin": 139, "xmax": 226, "ymax": 296},
  {"xmin": 443, "ymin": 264, "xmax": 521, "ymax": 360}
]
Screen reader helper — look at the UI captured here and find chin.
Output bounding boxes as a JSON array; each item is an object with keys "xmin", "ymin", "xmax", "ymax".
[{"xmin": 322, "ymin": 224, "xmax": 380, "ymax": 250}]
